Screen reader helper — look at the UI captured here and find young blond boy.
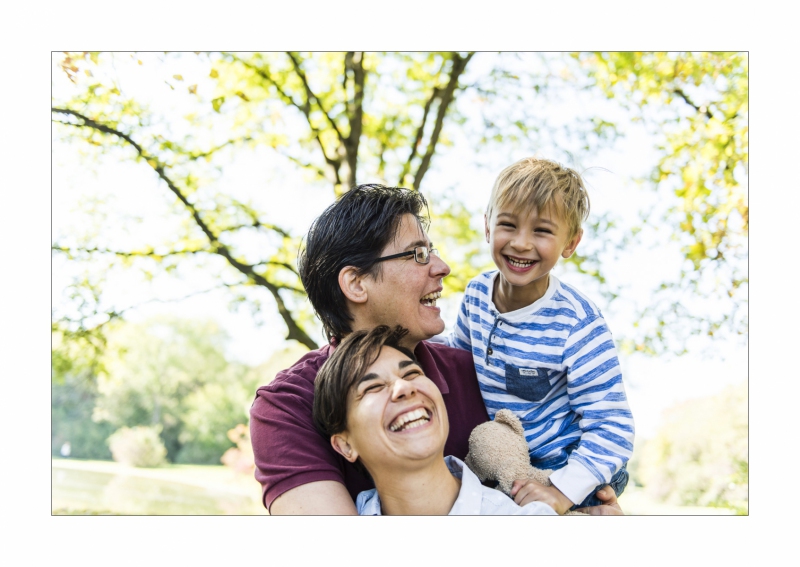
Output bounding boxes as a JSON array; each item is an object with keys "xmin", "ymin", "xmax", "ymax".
[{"xmin": 447, "ymin": 157, "xmax": 634, "ymax": 513}]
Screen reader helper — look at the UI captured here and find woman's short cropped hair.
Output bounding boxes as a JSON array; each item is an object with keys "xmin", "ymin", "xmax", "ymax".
[
  {"xmin": 486, "ymin": 157, "xmax": 590, "ymax": 239},
  {"xmin": 298, "ymin": 184, "xmax": 429, "ymax": 341},
  {"xmin": 313, "ymin": 325, "xmax": 415, "ymax": 440}
]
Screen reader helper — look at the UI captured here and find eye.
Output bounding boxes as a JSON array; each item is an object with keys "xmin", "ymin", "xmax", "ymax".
[
  {"xmin": 535, "ymin": 228, "xmax": 552, "ymax": 234},
  {"xmin": 403, "ymin": 368, "xmax": 423, "ymax": 380},
  {"xmin": 498, "ymin": 221, "xmax": 515, "ymax": 228},
  {"xmin": 360, "ymin": 382, "xmax": 383, "ymax": 395}
]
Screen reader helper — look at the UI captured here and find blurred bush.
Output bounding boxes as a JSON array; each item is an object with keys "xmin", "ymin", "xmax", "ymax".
[
  {"xmin": 633, "ymin": 381, "xmax": 747, "ymax": 514},
  {"xmin": 108, "ymin": 425, "xmax": 168, "ymax": 467}
]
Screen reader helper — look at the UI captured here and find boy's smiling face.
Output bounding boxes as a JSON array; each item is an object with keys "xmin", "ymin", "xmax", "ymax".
[
  {"xmin": 330, "ymin": 345, "xmax": 448, "ymax": 474},
  {"xmin": 485, "ymin": 203, "xmax": 582, "ymax": 308}
]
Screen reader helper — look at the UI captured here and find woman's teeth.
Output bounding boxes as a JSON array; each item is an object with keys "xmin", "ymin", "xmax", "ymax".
[
  {"xmin": 421, "ymin": 291, "xmax": 441, "ymax": 307},
  {"xmin": 390, "ymin": 408, "xmax": 431, "ymax": 432}
]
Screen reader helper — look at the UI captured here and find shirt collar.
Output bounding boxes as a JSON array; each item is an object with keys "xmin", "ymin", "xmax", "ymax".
[{"xmin": 445, "ymin": 456, "xmax": 484, "ymax": 515}]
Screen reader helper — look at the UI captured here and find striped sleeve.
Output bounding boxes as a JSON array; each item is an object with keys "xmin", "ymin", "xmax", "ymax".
[
  {"xmin": 547, "ymin": 313, "xmax": 635, "ymax": 505},
  {"xmin": 447, "ymin": 287, "xmax": 476, "ymax": 352}
]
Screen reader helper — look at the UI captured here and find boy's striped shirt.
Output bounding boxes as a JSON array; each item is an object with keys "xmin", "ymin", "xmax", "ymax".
[{"xmin": 447, "ymin": 271, "xmax": 634, "ymax": 504}]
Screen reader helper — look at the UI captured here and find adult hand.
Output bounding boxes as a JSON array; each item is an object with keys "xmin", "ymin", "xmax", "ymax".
[
  {"xmin": 575, "ymin": 485, "xmax": 625, "ymax": 516},
  {"xmin": 511, "ymin": 478, "xmax": 574, "ymax": 515}
]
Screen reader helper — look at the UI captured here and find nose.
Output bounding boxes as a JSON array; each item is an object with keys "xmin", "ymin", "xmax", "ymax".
[
  {"xmin": 511, "ymin": 229, "xmax": 534, "ymax": 252},
  {"xmin": 429, "ymin": 251, "xmax": 451, "ymax": 279},
  {"xmin": 391, "ymin": 377, "xmax": 417, "ymax": 401}
]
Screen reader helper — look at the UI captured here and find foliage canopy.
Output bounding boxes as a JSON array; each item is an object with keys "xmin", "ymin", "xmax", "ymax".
[{"xmin": 52, "ymin": 51, "xmax": 747, "ymax": 356}]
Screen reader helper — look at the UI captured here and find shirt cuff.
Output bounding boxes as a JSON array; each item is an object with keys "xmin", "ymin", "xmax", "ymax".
[{"xmin": 548, "ymin": 460, "xmax": 601, "ymax": 506}]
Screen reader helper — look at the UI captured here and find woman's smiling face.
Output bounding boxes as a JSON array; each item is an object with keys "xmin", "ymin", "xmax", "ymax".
[{"xmin": 332, "ymin": 345, "xmax": 449, "ymax": 473}]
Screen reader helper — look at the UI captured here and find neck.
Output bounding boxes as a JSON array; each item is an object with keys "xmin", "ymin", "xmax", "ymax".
[
  {"xmin": 494, "ymin": 273, "xmax": 550, "ymax": 313},
  {"xmin": 370, "ymin": 456, "xmax": 461, "ymax": 516}
]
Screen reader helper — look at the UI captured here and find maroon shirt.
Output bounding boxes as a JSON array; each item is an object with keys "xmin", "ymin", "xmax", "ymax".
[{"xmin": 250, "ymin": 340, "xmax": 489, "ymax": 511}]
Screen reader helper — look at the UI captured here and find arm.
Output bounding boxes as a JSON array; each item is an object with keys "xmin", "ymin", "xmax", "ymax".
[
  {"xmin": 270, "ymin": 481, "xmax": 357, "ymax": 515},
  {"xmin": 511, "ymin": 481, "xmax": 624, "ymax": 515},
  {"xmin": 548, "ymin": 314, "xmax": 635, "ymax": 505},
  {"xmin": 249, "ymin": 351, "xmax": 373, "ymax": 513},
  {"xmin": 447, "ymin": 290, "xmax": 475, "ymax": 351}
]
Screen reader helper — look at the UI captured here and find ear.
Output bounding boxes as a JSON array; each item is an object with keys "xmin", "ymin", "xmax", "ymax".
[
  {"xmin": 494, "ymin": 409, "xmax": 525, "ymax": 437},
  {"xmin": 338, "ymin": 266, "xmax": 368, "ymax": 304},
  {"xmin": 331, "ymin": 433, "xmax": 359, "ymax": 463},
  {"xmin": 561, "ymin": 228, "xmax": 583, "ymax": 259},
  {"xmin": 484, "ymin": 214, "xmax": 491, "ymax": 243}
]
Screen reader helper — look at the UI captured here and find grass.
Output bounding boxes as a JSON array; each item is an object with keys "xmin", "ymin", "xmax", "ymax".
[{"xmin": 52, "ymin": 457, "xmax": 267, "ymax": 515}]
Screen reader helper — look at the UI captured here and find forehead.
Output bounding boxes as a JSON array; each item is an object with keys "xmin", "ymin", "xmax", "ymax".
[
  {"xmin": 494, "ymin": 199, "xmax": 563, "ymax": 223},
  {"xmin": 363, "ymin": 346, "xmax": 413, "ymax": 377},
  {"xmin": 388, "ymin": 214, "xmax": 429, "ymax": 249}
]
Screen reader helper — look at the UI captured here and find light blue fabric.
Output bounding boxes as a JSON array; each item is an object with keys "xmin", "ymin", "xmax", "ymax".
[
  {"xmin": 445, "ymin": 271, "xmax": 635, "ymax": 505},
  {"xmin": 356, "ymin": 456, "xmax": 558, "ymax": 515}
]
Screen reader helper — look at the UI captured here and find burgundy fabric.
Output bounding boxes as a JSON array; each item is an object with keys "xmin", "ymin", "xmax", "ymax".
[{"xmin": 250, "ymin": 340, "xmax": 489, "ymax": 511}]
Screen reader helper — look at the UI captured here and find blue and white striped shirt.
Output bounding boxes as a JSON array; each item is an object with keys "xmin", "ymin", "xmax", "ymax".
[{"xmin": 447, "ymin": 271, "xmax": 634, "ymax": 504}]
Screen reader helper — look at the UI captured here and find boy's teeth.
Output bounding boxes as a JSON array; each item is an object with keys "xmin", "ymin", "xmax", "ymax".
[
  {"xmin": 390, "ymin": 408, "xmax": 431, "ymax": 431},
  {"xmin": 508, "ymin": 257, "xmax": 534, "ymax": 268}
]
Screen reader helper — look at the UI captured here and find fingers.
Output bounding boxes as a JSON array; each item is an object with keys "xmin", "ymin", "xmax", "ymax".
[
  {"xmin": 595, "ymin": 486, "xmax": 618, "ymax": 506},
  {"xmin": 511, "ymin": 478, "xmax": 543, "ymax": 498},
  {"xmin": 575, "ymin": 504, "xmax": 624, "ymax": 516}
]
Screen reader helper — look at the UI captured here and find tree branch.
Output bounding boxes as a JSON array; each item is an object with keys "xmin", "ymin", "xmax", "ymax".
[
  {"xmin": 343, "ymin": 51, "xmax": 366, "ymax": 188},
  {"xmin": 227, "ymin": 54, "xmax": 343, "ymax": 186},
  {"xmin": 52, "ymin": 107, "xmax": 318, "ymax": 349},
  {"xmin": 53, "ymin": 245, "xmax": 206, "ymax": 259},
  {"xmin": 286, "ymin": 51, "xmax": 345, "ymax": 144},
  {"xmin": 412, "ymin": 52, "xmax": 474, "ymax": 191},
  {"xmin": 400, "ymin": 85, "xmax": 439, "ymax": 186},
  {"xmin": 673, "ymin": 87, "xmax": 714, "ymax": 120}
]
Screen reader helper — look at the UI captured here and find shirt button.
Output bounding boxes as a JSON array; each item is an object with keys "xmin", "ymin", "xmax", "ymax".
[{"xmin": 487, "ymin": 347, "xmax": 493, "ymax": 355}]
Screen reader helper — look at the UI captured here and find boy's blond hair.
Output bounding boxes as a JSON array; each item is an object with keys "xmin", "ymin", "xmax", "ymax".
[{"xmin": 486, "ymin": 157, "xmax": 590, "ymax": 239}]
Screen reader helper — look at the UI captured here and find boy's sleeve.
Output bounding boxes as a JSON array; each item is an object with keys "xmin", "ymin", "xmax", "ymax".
[
  {"xmin": 547, "ymin": 314, "xmax": 635, "ymax": 505},
  {"xmin": 448, "ymin": 291, "xmax": 475, "ymax": 351}
]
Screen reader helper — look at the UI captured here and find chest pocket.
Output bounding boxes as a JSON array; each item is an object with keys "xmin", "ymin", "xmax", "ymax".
[{"xmin": 505, "ymin": 366, "xmax": 552, "ymax": 402}]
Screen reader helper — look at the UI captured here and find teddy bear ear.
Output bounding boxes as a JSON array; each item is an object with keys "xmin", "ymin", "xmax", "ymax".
[{"xmin": 494, "ymin": 409, "xmax": 525, "ymax": 437}]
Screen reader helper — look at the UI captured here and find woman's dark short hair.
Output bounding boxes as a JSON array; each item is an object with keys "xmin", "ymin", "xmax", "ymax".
[
  {"xmin": 313, "ymin": 325, "xmax": 416, "ymax": 440},
  {"xmin": 298, "ymin": 184, "xmax": 429, "ymax": 341}
]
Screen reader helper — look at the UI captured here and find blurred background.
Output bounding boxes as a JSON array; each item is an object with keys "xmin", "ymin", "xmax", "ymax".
[{"xmin": 51, "ymin": 51, "xmax": 747, "ymax": 515}]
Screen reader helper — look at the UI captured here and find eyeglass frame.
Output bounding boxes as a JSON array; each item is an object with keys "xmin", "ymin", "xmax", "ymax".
[{"xmin": 373, "ymin": 245, "xmax": 439, "ymax": 265}]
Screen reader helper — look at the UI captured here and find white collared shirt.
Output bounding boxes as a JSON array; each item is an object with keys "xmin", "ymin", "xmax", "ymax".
[{"xmin": 356, "ymin": 456, "xmax": 558, "ymax": 516}]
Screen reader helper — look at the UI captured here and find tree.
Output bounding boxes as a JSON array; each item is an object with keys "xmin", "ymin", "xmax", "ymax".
[
  {"xmin": 92, "ymin": 317, "xmax": 255, "ymax": 463},
  {"xmin": 576, "ymin": 52, "xmax": 748, "ymax": 353},
  {"xmin": 52, "ymin": 51, "xmax": 747, "ymax": 357}
]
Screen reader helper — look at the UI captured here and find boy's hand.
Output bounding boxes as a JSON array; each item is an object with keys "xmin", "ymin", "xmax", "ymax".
[
  {"xmin": 511, "ymin": 479, "xmax": 574, "ymax": 515},
  {"xmin": 575, "ymin": 485, "xmax": 625, "ymax": 516}
]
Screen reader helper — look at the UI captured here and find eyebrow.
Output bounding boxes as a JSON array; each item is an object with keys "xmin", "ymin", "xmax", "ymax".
[
  {"xmin": 355, "ymin": 359, "xmax": 418, "ymax": 387},
  {"xmin": 356, "ymin": 372, "xmax": 379, "ymax": 387},
  {"xmin": 403, "ymin": 238, "xmax": 431, "ymax": 251},
  {"xmin": 496, "ymin": 212, "xmax": 558, "ymax": 228}
]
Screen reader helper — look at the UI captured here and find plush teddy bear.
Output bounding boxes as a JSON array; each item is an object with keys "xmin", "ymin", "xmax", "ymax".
[{"xmin": 464, "ymin": 408, "xmax": 586, "ymax": 515}]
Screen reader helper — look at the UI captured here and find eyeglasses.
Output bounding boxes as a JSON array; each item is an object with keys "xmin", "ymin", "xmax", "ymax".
[{"xmin": 374, "ymin": 246, "xmax": 439, "ymax": 265}]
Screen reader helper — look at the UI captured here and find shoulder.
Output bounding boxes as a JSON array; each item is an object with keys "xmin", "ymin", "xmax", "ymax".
[
  {"xmin": 465, "ymin": 270, "xmax": 496, "ymax": 295},
  {"xmin": 421, "ymin": 340, "xmax": 476, "ymax": 369},
  {"xmin": 551, "ymin": 276, "xmax": 603, "ymax": 321},
  {"xmin": 253, "ymin": 345, "xmax": 333, "ymax": 407}
]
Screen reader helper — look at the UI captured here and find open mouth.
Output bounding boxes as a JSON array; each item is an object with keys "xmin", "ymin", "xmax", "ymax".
[
  {"xmin": 389, "ymin": 408, "xmax": 432, "ymax": 432},
  {"xmin": 420, "ymin": 291, "xmax": 441, "ymax": 307},
  {"xmin": 505, "ymin": 256, "xmax": 536, "ymax": 269}
]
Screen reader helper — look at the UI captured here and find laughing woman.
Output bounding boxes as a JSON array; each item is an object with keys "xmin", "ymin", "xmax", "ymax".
[{"xmin": 312, "ymin": 325, "xmax": 559, "ymax": 515}]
